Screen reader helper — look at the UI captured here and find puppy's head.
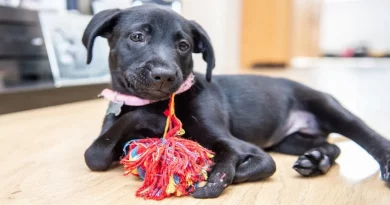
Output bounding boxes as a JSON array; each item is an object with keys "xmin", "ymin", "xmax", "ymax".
[{"xmin": 82, "ymin": 5, "xmax": 215, "ymax": 100}]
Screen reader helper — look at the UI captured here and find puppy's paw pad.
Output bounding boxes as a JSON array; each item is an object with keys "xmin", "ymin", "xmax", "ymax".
[
  {"xmin": 381, "ymin": 159, "xmax": 390, "ymax": 187},
  {"xmin": 293, "ymin": 150, "xmax": 331, "ymax": 176},
  {"xmin": 192, "ymin": 183, "xmax": 224, "ymax": 199}
]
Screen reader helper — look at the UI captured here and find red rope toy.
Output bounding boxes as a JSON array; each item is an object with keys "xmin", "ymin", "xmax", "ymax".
[{"xmin": 120, "ymin": 93, "xmax": 214, "ymax": 200}]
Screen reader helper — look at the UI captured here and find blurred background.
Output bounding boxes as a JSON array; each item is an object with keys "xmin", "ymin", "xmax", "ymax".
[{"xmin": 0, "ymin": 0, "xmax": 389, "ymax": 115}]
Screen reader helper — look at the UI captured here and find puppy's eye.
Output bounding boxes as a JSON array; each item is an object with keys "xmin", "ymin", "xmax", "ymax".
[
  {"xmin": 178, "ymin": 41, "xmax": 190, "ymax": 52},
  {"xmin": 130, "ymin": 33, "xmax": 145, "ymax": 42}
]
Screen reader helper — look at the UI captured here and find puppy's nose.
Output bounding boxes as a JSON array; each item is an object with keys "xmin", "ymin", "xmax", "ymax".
[{"xmin": 150, "ymin": 69, "xmax": 177, "ymax": 85}]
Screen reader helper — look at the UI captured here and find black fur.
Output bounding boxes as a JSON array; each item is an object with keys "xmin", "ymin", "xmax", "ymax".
[{"xmin": 83, "ymin": 5, "xmax": 390, "ymax": 198}]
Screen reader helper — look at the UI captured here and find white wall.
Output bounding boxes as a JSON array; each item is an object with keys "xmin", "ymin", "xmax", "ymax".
[
  {"xmin": 182, "ymin": 0, "xmax": 242, "ymax": 74},
  {"xmin": 320, "ymin": 0, "xmax": 390, "ymax": 53}
]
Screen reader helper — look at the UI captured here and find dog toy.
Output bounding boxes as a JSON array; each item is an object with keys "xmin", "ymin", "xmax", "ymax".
[{"xmin": 120, "ymin": 93, "xmax": 214, "ymax": 200}]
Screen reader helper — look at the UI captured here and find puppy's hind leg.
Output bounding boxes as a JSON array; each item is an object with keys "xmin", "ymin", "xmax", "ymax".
[
  {"xmin": 269, "ymin": 132, "xmax": 340, "ymax": 176},
  {"xmin": 296, "ymin": 85, "xmax": 390, "ymax": 186},
  {"xmin": 293, "ymin": 142, "xmax": 340, "ymax": 176}
]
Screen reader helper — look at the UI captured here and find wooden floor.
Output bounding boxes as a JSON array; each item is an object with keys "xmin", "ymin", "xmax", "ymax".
[{"xmin": 1, "ymin": 66, "xmax": 390, "ymax": 205}]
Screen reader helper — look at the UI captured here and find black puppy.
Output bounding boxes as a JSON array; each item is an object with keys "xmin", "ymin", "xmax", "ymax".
[{"xmin": 82, "ymin": 5, "xmax": 390, "ymax": 198}]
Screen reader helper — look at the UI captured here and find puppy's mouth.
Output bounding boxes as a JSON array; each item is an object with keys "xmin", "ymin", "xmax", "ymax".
[
  {"xmin": 141, "ymin": 89, "xmax": 172, "ymax": 100},
  {"xmin": 103, "ymin": 73, "xmax": 195, "ymax": 106},
  {"xmin": 123, "ymin": 79, "xmax": 179, "ymax": 101}
]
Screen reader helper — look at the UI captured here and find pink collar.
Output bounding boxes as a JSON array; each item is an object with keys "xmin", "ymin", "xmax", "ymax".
[{"xmin": 99, "ymin": 73, "xmax": 194, "ymax": 106}]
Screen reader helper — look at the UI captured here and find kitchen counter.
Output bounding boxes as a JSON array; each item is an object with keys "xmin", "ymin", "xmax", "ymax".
[{"xmin": 0, "ymin": 83, "xmax": 109, "ymax": 115}]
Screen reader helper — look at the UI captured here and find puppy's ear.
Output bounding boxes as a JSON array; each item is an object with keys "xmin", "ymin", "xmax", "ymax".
[
  {"xmin": 82, "ymin": 9, "xmax": 121, "ymax": 64},
  {"xmin": 189, "ymin": 21, "xmax": 215, "ymax": 82}
]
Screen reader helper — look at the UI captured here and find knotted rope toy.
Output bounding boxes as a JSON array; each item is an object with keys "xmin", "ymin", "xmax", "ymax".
[{"xmin": 117, "ymin": 94, "xmax": 214, "ymax": 200}]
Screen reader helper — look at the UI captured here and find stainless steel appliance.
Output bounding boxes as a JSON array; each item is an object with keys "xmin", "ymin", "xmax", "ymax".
[{"xmin": 0, "ymin": 6, "xmax": 109, "ymax": 114}]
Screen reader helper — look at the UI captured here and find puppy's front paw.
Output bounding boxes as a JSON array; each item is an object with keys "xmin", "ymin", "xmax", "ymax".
[
  {"xmin": 84, "ymin": 142, "xmax": 114, "ymax": 171},
  {"xmin": 381, "ymin": 159, "xmax": 390, "ymax": 187},
  {"xmin": 192, "ymin": 164, "xmax": 235, "ymax": 198},
  {"xmin": 293, "ymin": 150, "xmax": 331, "ymax": 176},
  {"xmin": 192, "ymin": 181, "xmax": 226, "ymax": 199}
]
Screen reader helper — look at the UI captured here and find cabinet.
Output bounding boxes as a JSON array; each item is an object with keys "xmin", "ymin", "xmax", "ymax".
[{"xmin": 240, "ymin": 0, "xmax": 321, "ymax": 68}]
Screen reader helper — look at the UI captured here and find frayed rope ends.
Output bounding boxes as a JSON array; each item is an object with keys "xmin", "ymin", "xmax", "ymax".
[{"xmin": 120, "ymin": 93, "xmax": 214, "ymax": 200}]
